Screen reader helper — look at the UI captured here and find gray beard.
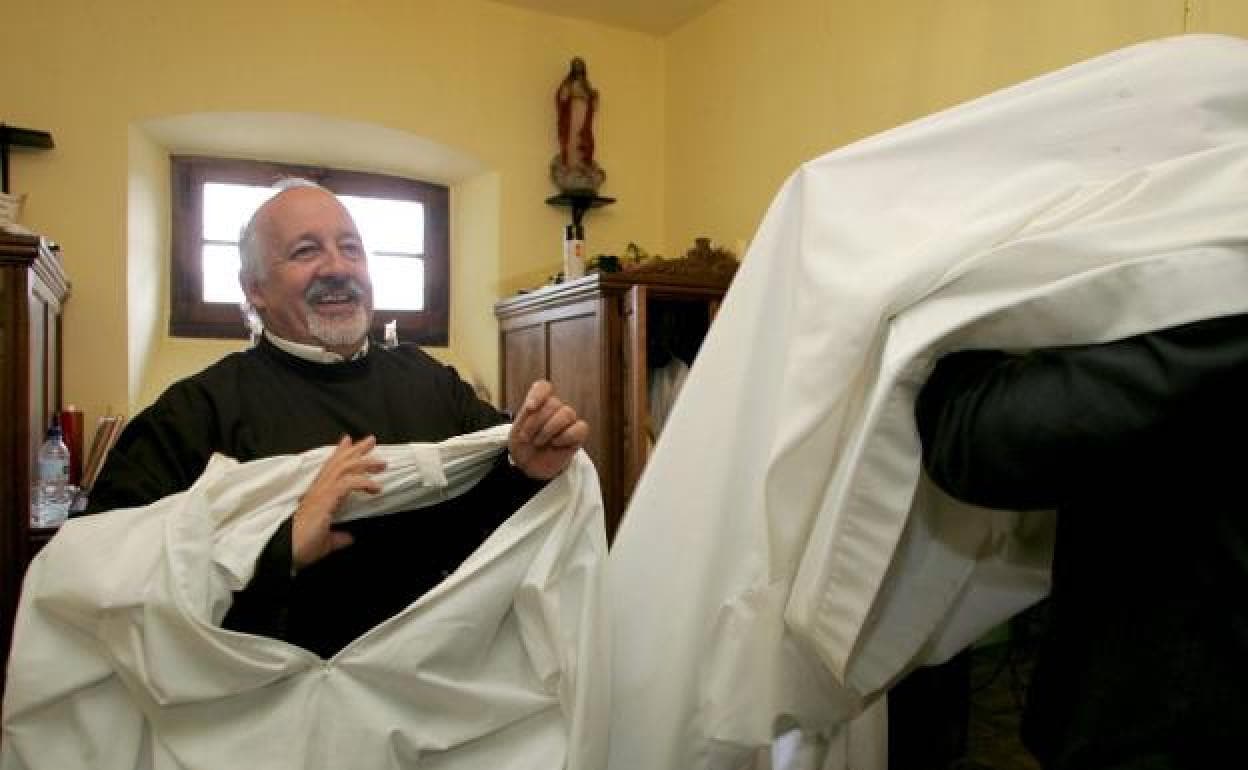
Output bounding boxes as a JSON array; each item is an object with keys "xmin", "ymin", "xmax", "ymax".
[{"xmin": 305, "ymin": 304, "xmax": 370, "ymax": 348}]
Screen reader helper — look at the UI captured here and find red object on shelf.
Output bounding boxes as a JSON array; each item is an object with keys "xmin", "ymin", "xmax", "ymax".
[{"xmin": 60, "ymin": 406, "xmax": 84, "ymax": 487}]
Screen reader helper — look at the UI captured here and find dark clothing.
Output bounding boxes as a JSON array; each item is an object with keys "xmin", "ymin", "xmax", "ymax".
[
  {"xmin": 85, "ymin": 338, "xmax": 543, "ymax": 658},
  {"xmin": 89, "ymin": 338, "xmax": 507, "ymax": 511},
  {"xmin": 915, "ymin": 313, "xmax": 1248, "ymax": 770}
]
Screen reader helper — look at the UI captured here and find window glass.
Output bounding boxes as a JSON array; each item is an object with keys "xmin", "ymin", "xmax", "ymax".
[
  {"xmin": 202, "ymin": 183, "xmax": 272, "ymax": 241},
  {"xmin": 339, "ymin": 195, "xmax": 425, "ymax": 254},
  {"xmin": 371, "ymin": 254, "xmax": 426, "ymax": 311},
  {"xmin": 201, "ymin": 242, "xmax": 244, "ymax": 304}
]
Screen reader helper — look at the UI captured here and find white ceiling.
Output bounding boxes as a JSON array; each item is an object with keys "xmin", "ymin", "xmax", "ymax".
[{"xmin": 490, "ymin": 0, "xmax": 721, "ymax": 35}]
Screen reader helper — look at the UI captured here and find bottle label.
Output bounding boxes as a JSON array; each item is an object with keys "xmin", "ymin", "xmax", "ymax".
[
  {"xmin": 564, "ymin": 239, "xmax": 585, "ymax": 279},
  {"xmin": 38, "ymin": 458, "xmax": 68, "ymax": 482}
]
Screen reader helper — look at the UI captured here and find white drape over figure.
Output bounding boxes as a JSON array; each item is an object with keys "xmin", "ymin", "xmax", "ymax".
[
  {"xmin": 2, "ymin": 426, "xmax": 609, "ymax": 770},
  {"xmin": 606, "ymin": 34, "xmax": 1248, "ymax": 770}
]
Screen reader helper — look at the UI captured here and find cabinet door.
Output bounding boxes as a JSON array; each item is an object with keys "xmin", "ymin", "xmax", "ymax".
[{"xmin": 502, "ymin": 324, "xmax": 546, "ymax": 415}]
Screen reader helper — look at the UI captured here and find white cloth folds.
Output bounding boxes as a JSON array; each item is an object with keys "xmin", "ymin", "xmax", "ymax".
[
  {"xmin": 606, "ymin": 34, "xmax": 1248, "ymax": 770},
  {"xmin": 2, "ymin": 425, "xmax": 610, "ymax": 770},
  {"xmin": 648, "ymin": 357, "xmax": 691, "ymax": 439}
]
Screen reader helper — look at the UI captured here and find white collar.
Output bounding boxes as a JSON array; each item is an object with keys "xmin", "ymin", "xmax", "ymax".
[{"xmin": 263, "ymin": 330, "xmax": 369, "ymax": 364}]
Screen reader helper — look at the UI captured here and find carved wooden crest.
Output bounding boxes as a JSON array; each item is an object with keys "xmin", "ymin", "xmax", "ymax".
[{"xmin": 625, "ymin": 237, "xmax": 739, "ymax": 280}]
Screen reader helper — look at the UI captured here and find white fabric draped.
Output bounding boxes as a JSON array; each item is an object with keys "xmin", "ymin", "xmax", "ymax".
[
  {"xmin": 606, "ymin": 33, "xmax": 1248, "ymax": 770},
  {"xmin": 2, "ymin": 426, "xmax": 610, "ymax": 770}
]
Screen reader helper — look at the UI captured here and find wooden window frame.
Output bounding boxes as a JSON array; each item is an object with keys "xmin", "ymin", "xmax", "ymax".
[{"xmin": 169, "ymin": 155, "xmax": 450, "ymax": 345}]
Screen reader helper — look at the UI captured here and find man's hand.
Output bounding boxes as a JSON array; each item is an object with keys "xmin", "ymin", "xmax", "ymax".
[
  {"xmin": 509, "ymin": 380, "xmax": 589, "ymax": 480},
  {"xmin": 292, "ymin": 435, "xmax": 387, "ymax": 569}
]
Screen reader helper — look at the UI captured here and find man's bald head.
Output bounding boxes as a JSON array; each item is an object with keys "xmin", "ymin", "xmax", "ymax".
[{"xmin": 238, "ymin": 177, "xmax": 328, "ymax": 283}]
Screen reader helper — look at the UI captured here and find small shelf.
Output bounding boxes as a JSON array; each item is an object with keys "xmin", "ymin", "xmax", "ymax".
[
  {"xmin": 0, "ymin": 126, "xmax": 54, "ymax": 150},
  {"xmin": 0, "ymin": 124, "xmax": 55, "ymax": 194},
  {"xmin": 545, "ymin": 192, "xmax": 615, "ymax": 228}
]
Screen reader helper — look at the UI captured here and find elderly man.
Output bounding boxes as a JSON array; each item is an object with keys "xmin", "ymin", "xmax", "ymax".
[{"xmin": 86, "ymin": 180, "xmax": 588, "ymax": 656}]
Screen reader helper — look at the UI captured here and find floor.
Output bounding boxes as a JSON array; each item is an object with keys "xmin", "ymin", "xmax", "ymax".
[
  {"xmin": 956, "ymin": 640, "xmax": 1041, "ymax": 770},
  {"xmin": 890, "ymin": 600, "xmax": 1048, "ymax": 770}
]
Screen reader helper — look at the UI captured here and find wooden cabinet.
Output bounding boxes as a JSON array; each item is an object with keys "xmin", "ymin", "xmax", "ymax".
[
  {"xmin": 496, "ymin": 263, "xmax": 734, "ymax": 538},
  {"xmin": 0, "ymin": 232, "xmax": 69, "ymax": 687}
]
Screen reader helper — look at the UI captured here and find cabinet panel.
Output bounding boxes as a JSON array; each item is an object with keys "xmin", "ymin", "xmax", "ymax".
[
  {"xmin": 548, "ymin": 312, "xmax": 606, "ymax": 488},
  {"xmin": 28, "ymin": 295, "xmax": 46, "ymax": 469},
  {"xmin": 503, "ymin": 324, "xmax": 546, "ymax": 414}
]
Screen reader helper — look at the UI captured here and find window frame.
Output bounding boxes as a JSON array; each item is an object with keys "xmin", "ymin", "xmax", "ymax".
[{"xmin": 169, "ymin": 155, "xmax": 450, "ymax": 345}]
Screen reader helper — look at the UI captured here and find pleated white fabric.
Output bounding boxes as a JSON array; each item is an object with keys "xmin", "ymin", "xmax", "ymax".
[
  {"xmin": 606, "ymin": 34, "xmax": 1248, "ymax": 770},
  {"xmin": 2, "ymin": 425, "xmax": 610, "ymax": 770}
]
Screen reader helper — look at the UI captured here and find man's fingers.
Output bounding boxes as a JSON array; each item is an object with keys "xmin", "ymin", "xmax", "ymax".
[
  {"xmin": 526, "ymin": 396, "xmax": 570, "ymax": 443},
  {"xmin": 518, "ymin": 380, "xmax": 554, "ymax": 419},
  {"xmin": 341, "ymin": 435, "xmax": 377, "ymax": 460},
  {"xmin": 321, "ymin": 435, "xmax": 382, "ymax": 476},
  {"xmin": 532, "ymin": 405, "xmax": 578, "ymax": 447},
  {"xmin": 507, "ymin": 381, "xmax": 587, "ymax": 479},
  {"xmin": 343, "ymin": 457, "xmax": 387, "ymax": 476},
  {"xmin": 338, "ymin": 474, "xmax": 383, "ymax": 497},
  {"xmin": 513, "ymin": 388, "xmax": 586, "ymax": 450},
  {"xmin": 303, "ymin": 468, "xmax": 383, "ymax": 513},
  {"xmin": 549, "ymin": 418, "xmax": 589, "ymax": 448},
  {"xmin": 513, "ymin": 394, "xmax": 554, "ymax": 443},
  {"xmin": 328, "ymin": 434, "xmax": 376, "ymax": 457}
]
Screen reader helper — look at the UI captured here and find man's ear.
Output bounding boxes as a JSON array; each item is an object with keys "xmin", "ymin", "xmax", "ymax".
[{"xmin": 240, "ymin": 271, "xmax": 266, "ymax": 311}]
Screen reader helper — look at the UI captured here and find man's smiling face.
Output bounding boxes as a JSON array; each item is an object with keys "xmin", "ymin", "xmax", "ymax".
[{"xmin": 242, "ymin": 186, "xmax": 374, "ymax": 356}]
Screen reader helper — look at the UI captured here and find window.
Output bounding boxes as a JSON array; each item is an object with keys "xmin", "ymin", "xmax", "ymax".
[{"xmin": 170, "ymin": 156, "xmax": 449, "ymax": 345}]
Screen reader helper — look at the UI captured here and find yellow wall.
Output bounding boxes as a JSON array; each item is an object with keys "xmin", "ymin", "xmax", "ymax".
[
  {"xmin": 1190, "ymin": 0, "xmax": 1248, "ymax": 35},
  {"xmin": 126, "ymin": 128, "xmax": 169, "ymax": 413},
  {"xmin": 5, "ymin": 0, "xmax": 665, "ymax": 427},
  {"xmin": 662, "ymin": 0, "xmax": 1200, "ymax": 257},
  {"xmin": 6, "ymin": 0, "xmax": 1247, "ymax": 431},
  {"xmin": 451, "ymin": 171, "xmax": 505, "ymax": 401}
]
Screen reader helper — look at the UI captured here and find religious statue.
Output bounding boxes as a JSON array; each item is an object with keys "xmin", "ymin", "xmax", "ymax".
[{"xmin": 551, "ymin": 57, "xmax": 606, "ymax": 194}]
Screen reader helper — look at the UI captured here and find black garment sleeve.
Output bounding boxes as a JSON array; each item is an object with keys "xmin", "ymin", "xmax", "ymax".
[
  {"xmin": 441, "ymin": 361, "xmax": 510, "ymax": 433},
  {"xmin": 221, "ymin": 518, "xmax": 295, "ymax": 638},
  {"xmin": 83, "ymin": 383, "xmax": 218, "ymax": 514},
  {"xmin": 914, "ymin": 313, "xmax": 1248, "ymax": 511}
]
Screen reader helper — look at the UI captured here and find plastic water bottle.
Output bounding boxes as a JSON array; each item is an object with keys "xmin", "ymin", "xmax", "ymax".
[{"xmin": 32, "ymin": 417, "xmax": 72, "ymax": 527}]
